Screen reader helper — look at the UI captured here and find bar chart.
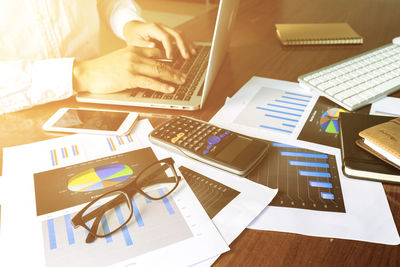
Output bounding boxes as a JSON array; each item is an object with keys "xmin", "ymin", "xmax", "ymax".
[
  {"xmin": 50, "ymin": 144, "xmax": 81, "ymax": 167},
  {"xmin": 247, "ymin": 142, "xmax": 345, "ymax": 212},
  {"xmin": 42, "ymin": 190, "xmax": 193, "ymax": 266},
  {"xmin": 106, "ymin": 134, "xmax": 135, "ymax": 152},
  {"xmin": 234, "ymin": 87, "xmax": 313, "ymax": 135}
]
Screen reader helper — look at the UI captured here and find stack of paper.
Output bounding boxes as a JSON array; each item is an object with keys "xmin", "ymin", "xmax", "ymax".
[
  {"xmin": 210, "ymin": 76, "xmax": 400, "ymax": 245},
  {"xmin": 0, "ymin": 119, "xmax": 277, "ymax": 266}
]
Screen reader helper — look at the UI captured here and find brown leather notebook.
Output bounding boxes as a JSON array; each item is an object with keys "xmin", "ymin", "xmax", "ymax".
[
  {"xmin": 339, "ymin": 113, "xmax": 400, "ymax": 184},
  {"xmin": 275, "ymin": 23, "xmax": 363, "ymax": 45},
  {"xmin": 357, "ymin": 118, "xmax": 400, "ymax": 171}
]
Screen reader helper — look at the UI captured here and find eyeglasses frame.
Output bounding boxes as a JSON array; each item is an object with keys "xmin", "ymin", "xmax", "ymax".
[{"xmin": 71, "ymin": 157, "xmax": 181, "ymax": 243}]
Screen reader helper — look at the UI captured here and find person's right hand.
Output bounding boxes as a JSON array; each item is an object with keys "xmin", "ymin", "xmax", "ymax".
[{"xmin": 72, "ymin": 46, "xmax": 186, "ymax": 94}]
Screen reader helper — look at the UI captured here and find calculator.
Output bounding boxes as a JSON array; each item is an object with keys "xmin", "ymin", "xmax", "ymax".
[{"xmin": 148, "ymin": 116, "xmax": 270, "ymax": 175}]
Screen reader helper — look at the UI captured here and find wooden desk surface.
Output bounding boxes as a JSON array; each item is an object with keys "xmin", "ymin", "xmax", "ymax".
[{"xmin": 1, "ymin": 0, "xmax": 399, "ymax": 265}]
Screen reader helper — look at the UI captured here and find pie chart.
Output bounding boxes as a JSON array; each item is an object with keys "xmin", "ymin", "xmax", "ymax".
[
  {"xmin": 68, "ymin": 164, "xmax": 133, "ymax": 192},
  {"xmin": 320, "ymin": 108, "xmax": 346, "ymax": 134}
]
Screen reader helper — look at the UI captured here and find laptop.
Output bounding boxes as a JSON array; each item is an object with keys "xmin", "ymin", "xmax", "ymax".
[{"xmin": 76, "ymin": 0, "xmax": 240, "ymax": 110}]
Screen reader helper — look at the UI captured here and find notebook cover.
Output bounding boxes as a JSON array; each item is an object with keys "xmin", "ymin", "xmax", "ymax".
[
  {"xmin": 355, "ymin": 139, "xmax": 400, "ymax": 171},
  {"xmin": 338, "ymin": 113, "xmax": 400, "ymax": 181},
  {"xmin": 358, "ymin": 117, "xmax": 400, "ymax": 164},
  {"xmin": 275, "ymin": 23, "xmax": 363, "ymax": 45}
]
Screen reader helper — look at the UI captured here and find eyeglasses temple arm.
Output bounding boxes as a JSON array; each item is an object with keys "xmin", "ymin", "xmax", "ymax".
[{"xmin": 85, "ymin": 215, "xmax": 102, "ymax": 243}]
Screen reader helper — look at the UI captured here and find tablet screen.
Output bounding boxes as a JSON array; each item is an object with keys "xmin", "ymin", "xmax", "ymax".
[{"xmin": 53, "ymin": 109, "xmax": 129, "ymax": 131}]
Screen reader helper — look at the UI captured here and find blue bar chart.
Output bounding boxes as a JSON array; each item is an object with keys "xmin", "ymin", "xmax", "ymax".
[
  {"xmin": 234, "ymin": 87, "xmax": 312, "ymax": 135},
  {"xmin": 247, "ymin": 142, "xmax": 345, "ymax": 212},
  {"xmin": 41, "ymin": 191, "xmax": 193, "ymax": 266},
  {"xmin": 50, "ymin": 144, "xmax": 81, "ymax": 166}
]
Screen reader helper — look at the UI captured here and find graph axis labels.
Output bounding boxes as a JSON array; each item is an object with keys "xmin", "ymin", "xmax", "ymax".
[
  {"xmin": 179, "ymin": 166, "xmax": 240, "ymax": 219},
  {"xmin": 247, "ymin": 142, "xmax": 346, "ymax": 213}
]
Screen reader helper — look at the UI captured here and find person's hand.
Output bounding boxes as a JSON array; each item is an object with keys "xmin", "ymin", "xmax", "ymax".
[
  {"xmin": 122, "ymin": 20, "xmax": 196, "ymax": 60},
  {"xmin": 73, "ymin": 46, "xmax": 186, "ymax": 94}
]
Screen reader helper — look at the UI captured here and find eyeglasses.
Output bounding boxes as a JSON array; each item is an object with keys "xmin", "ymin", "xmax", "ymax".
[{"xmin": 71, "ymin": 157, "xmax": 181, "ymax": 243}]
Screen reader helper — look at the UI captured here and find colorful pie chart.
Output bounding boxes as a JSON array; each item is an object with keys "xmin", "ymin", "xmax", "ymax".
[
  {"xmin": 68, "ymin": 164, "xmax": 133, "ymax": 192},
  {"xmin": 320, "ymin": 108, "xmax": 346, "ymax": 134}
]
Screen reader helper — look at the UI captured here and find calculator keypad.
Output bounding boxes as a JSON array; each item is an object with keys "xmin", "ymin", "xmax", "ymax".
[{"xmin": 151, "ymin": 117, "xmax": 233, "ymax": 155}]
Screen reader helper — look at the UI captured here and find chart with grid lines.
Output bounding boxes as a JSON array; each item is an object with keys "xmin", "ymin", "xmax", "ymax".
[{"xmin": 247, "ymin": 142, "xmax": 345, "ymax": 212}]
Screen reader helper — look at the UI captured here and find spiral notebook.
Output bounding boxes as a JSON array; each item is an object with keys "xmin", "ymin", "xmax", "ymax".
[{"xmin": 275, "ymin": 23, "xmax": 363, "ymax": 45}]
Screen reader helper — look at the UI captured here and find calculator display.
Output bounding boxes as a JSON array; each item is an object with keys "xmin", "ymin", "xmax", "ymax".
[{"xmin": 216, "ymin": 136, "xmax": 251, "ymax": 163}]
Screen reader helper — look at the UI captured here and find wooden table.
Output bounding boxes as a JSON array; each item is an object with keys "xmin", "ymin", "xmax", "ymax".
[{"xmin": 1, "ymin": 0, "xmax": 399, "ymax": 265}]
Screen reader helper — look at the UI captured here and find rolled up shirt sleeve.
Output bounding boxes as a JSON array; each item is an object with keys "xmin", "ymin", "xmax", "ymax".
[
  {"xmin": 0, "ymin": 58, "xmax": 75, "ymax": 114},
  {"xmin": 98, "ymin": 0, "xmax": 145, "ymax": 40}
]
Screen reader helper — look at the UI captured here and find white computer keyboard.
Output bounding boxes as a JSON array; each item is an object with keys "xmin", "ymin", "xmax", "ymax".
[{"xmin": 298, "ymin": 40, "xmax": 400, "ymax": 111}]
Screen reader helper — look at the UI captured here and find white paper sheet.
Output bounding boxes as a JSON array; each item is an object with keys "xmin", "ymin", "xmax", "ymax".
[
  {"xmin": 211, "ymin": 76, "xmax": 319, "ymax": 142},
  {"xmin": 150, "ymin": 147, "xmax": 277, "ymax": 266},
  {"xmin": 0, "ymin": 120, "xmax": 229, "ymax": 267},
  {"xmin": 210, "ymin": 76, "xmax": 400, "ymax": 245},
  {"xmin": 248, "ymin": 144, "xmax": 399, "ymax": 245},
  {"xmin": 370, "ymin": 96, "xmax": 400, "ymax": 117}
]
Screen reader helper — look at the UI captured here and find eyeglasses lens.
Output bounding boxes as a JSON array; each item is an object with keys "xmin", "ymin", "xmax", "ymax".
[{"xmin": 136, "ymin": 162, "xmax": 178, "ymax": 199}]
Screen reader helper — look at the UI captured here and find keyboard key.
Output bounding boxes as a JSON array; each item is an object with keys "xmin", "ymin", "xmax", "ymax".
[
  {"xmin": 130, "ymin": 45, "xmax": 210, "ymax": 103},
  {"xmin": 352, "ymin": 85, "xmax": 367, "ymax": 93},
  {"xmin": 343, "ymin": 98, "xmax": 359, "ymax": 107},
  {"xmin": 318, "ymin": 81, "xmax": 332, "ymax": 90},
  {"xmin": 309, "ymin": 78, "xmax": 323, "ymax": 86},
  {"xmin": 357, "ymin": 91, "xmax": 370, "ymax": 100},
  {"xmin": 349, "ymin": 95, "xmax": 364, "ymax": 103},
  {"xmin": 142, "ymin": 89, "xmax": 154, "ymax": 98},
  {"xmin": 335, "ymin": 89, "xmax": 356, "ymax": 100},
  {"xmin": 325, "ymin": 86, "xmax": 344, "ymax": 96}
]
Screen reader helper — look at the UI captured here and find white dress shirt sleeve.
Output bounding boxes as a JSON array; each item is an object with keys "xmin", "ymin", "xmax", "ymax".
[
  {"xmin": 98, "ymin": 0, "xmax": 145, "ymax": 40},
  {"xmin": 0, "ymin": 58, "xmax": 74, "ymax": 115}
]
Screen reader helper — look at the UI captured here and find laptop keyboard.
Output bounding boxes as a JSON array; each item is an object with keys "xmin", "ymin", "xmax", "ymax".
[
  {"xmin": 298, "ymin": 43, "xmax": 400, "ymax": 111},
  {"xmin": 130, "ymin": 45, "xmax": 210, "ymax": 101}
]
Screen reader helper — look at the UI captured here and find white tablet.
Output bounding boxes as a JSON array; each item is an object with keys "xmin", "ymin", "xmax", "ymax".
[{"xmin": 43, "ymin": 108, "xmax": 139, "ymax": 135}]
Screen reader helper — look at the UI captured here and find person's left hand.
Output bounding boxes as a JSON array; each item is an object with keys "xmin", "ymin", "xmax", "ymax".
[{"xmin": 122, "ymin": 20, "xmax": 196, "ymax": 60}]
